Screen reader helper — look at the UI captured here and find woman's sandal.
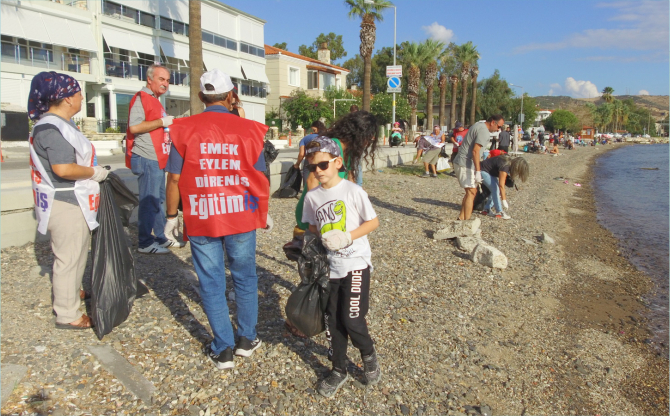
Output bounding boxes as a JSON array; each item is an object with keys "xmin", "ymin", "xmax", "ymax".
[{"xmin": 55, "ymin": 314, "xmax": 93, "ymax": 330}]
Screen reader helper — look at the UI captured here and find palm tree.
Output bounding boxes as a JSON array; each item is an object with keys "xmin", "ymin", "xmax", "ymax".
[
  {"xmin": 345, "ymin": 0, "xmax": 393, "ymax": 112},
  {"xmin": 602, "ymin": 86, "xmax": 614, "ymax": 103},
  {"xmin": 421, "ymin": 39, "xmax": 445, "ymax": 130},
  {"xmin": 438, "ymin": 46, "xmax": 457, "ymax": 128},
  {"xmin": 449, "ymin": 75, "xmax": 458, "ymax": 128},
  {"xmin": 455, "ymin": 42, "xmax": 479, "ymax": 126},
  {"xmin": 438, "ymin": 73, "xmax": 447, "ymax": 127},
  {"xmin": 469, "ymin": 65, "xmax": 479, "ymax": 125},
  {"xmin": 189, "ymin": 0, "xmax": 204, "ymax": 115},
  {"xmin": 400, "ymin": 41, "xmax": 429, "ymax": 130}
]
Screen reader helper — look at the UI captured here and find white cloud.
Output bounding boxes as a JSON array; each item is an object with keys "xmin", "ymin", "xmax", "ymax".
[
  {"xmin": 638, "ymin": 89, "xmax": 650, "ymax": 95},
  {"xmin": 547, "ymin": 78, "xmax": 599, "ymax": 98},
  {"xmin": 513, "ymin": 1, "xmax": 669, "ymax": 55},
  {"xmin": 421, "ymin": 22, "xmax": 454, "ymax": 44}
]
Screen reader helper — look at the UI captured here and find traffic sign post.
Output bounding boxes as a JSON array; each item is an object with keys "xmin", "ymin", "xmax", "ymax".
[
  {"xmin": 386, "ymin": 65, "xmax": 402, "ymax": 126},
  {"xmin": 387, "ymin": 76, "xmax": 401, "ymax": 93},
  {"xmin": 386, "ymin": 65, "xmax": 402, "ymax": 77}
]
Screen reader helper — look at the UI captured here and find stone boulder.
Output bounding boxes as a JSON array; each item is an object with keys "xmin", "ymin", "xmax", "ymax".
[
  {"xmin": 434, "ymin": 218, "xmax": 481, "ymax": 240},
  {"xmin": 471, "ymin": 243, "xmax": 508, "ymax": 269},
  {"xmin": 456, "ymin": 236, "xmax": 483, "ymax": 253},
  {"xmin": 541, "ymin": 232, "xmax": 555, "ymax": 244}
]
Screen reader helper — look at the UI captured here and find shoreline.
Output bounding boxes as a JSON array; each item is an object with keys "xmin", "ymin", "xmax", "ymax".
[{"xmin": 1, "ymin": 144, "xmax": 668, "ymax": 415}]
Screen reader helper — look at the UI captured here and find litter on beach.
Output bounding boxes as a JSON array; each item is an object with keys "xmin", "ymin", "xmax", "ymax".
[{"xmin": 574, "ymin": 183, "xmax": 582, "ymax": 187}]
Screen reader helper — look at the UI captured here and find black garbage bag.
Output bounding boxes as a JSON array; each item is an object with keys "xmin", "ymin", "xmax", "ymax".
[
  {"xmin": 473, "ymin": 184, "xmax": 492, "ymax": 212},
  {"xmin": 278, "ymin": 165, "xmax": 302, "ymax": 198},
  {"xmin": 90, "ymin": 177, "xmax": 138, "ymax": 340},
  {"xmin": 263, "ymin": 140, "xmax": 279, "ymax": 181},
  {"xmin": 284, "ymin": 232, "xmax": 330, "ymax": 337},
  {"xmin": 105, "ymin": 172, "xmax": 138, "ymax": 227}
]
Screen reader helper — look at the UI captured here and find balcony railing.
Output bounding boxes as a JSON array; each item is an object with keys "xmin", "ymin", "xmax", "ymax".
[
  {"xmin": 104, "ymin": 59, "xmax": 150, "ymax": 81},
  {"xmin": 169, "ymin": 71, "xmax": 189, "ymax": 86},
  {"xmin": 51, "ymin": 0, "xmax": 88, "ymax": 10},
  {"xmin": 1, "ymin": 44, "xmax": 90, "ymax": 74},
  {"xmin": 62, "ymin": 53, "xmax": 91, "ymax": 74}
]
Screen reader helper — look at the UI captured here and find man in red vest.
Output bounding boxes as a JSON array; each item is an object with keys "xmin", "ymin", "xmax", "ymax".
[
  {"xmin": 126, "ymin": 64, "xmax": 183, "ymax": 254},
  {"xmin": 165, "ymin": 69, "xmax": 272, "ymax": 370}
]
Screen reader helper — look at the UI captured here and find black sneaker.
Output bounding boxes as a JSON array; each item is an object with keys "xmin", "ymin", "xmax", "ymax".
[
  {"xmin": 206, "ymin": 345, "xmax": 234, "ymax": 370},
  {"xmin": 317, "ymin": 369, "xmax": 349, "ymax": 398},
  {"xmin": 234, "ymin": 337, "xmax": 262, "ymax": 357},
  {"xmin": 362, "ymin": 349, "xmax": 381, "ymax": 386}
]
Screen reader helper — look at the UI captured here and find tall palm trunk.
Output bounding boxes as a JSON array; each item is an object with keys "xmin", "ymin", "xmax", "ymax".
[
  {"xmin": 188, "ymin": 0, "xmax": 204, "ymax": 115},
  {"xmin": 469, "ymin": 66, "xmax": 479, "ymax": 125},
  {"xmin": 424, "ymin": 61, "xmax": 437, "ymax": 130},
  {"xmin": 359, "ymin": 15, "xmax": 376, "ymax": 112},
  {"xmin": 408, "ymin": 64, "xmax": 420, "ymax": 130},
  {"xmin": 459, "ymin": 64, "xmax": 469, "ymax": 125},
  {"xmin": 449, "ymin": 75, "xmax": 458, "ymax": 128},
  {"xmin": 438, "ymin": 74, "xmax": 446, "ymax": 127}
]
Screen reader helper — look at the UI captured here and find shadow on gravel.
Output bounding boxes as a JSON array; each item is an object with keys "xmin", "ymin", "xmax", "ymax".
[
  {"xmin": 412, "ymin": 197, "xmax": 462, "ymax": 211},
  {"xmin": 369, "ymin": 196, "xmax": 440, "ymax": 222}
]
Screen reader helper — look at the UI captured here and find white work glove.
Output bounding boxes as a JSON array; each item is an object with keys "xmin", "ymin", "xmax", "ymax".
[
  {"xmin": 264, "ymin": 213, "xmax": 274, "ymax": 233},
  {"xmin": 321, "ymin": 229, "xmax": 353, "ymax": 251},
  {"xmin": 502, "ymin": 200, "xmax": 509, "ymax": 210},
  {"xmin": 161, "ymin": 116, "xmax": 174, "ymax": 127},
  {"xmin": 475, "ymin": 171, "xmax": 483, "ymax": 184},
  {"xmin": 165, "ymin": 216, "xmax": 180, "ymax": 241},
  {"xmin": 90, "ymin": 165, "xmax": 109, "ymax": 182}
]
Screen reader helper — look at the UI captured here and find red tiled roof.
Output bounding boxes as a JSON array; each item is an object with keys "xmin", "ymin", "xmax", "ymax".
[{"xmin": 264, "ymin": 45, "xmax": 349, "ymax": 73}]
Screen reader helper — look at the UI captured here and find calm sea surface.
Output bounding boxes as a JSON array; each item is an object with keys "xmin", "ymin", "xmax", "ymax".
[{"xmin": 593, "ymin": 144, "xmax": 669, "ymax": 342}]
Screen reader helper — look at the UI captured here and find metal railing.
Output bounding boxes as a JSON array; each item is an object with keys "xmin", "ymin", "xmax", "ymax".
[
  {"xmin": 104, "ymin": 59, "xmax": 150, "ymax": 81},
  {"xmin": 62, "ymin": 53, "xmax": 91, "ymax": 74},
  {"xmin": 97, "ymin": 119, "xmax": 127, "ymax": 133},
  {"xmin": 1, "ymin": 44, "xmax": 91, "ymax": 74},
  {"xmin": 51, "ymin": 0, "xmax": 88, "ymax": 10}
]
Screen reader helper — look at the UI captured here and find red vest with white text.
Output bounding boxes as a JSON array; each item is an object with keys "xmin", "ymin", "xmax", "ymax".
[
  {"xmin": 170, "ymin": 112, "xmax": 269, "ymax": 237},
  {"xmin": 125, "ymin": 91, "xmax": 170, "ymax": 169}
]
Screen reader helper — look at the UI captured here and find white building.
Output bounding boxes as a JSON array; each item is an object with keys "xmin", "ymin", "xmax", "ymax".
[{"xmin": 1, "ymin": 0, "xmax": 269, "ymax": 130}]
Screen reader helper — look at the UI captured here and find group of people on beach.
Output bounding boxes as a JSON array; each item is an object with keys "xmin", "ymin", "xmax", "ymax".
[{"xmin": 28, "ymin": 63, "xmax": 534, "ymax": 399}]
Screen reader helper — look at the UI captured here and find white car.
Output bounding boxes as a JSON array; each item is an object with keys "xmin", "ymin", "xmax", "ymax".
[{"xmin": 643, "ymin": 134, "xmax": 651, "ymax": 138}]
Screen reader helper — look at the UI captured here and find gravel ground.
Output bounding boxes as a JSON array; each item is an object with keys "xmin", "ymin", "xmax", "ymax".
[{"xmin": 2, "ymin": 144, "xmax": 668, "ymax": 416}]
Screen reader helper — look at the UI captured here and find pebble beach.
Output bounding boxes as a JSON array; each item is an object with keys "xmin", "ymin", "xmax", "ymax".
[{"xmin": 1, "ymin": 144, "xmax": 668, "ymax": 416}]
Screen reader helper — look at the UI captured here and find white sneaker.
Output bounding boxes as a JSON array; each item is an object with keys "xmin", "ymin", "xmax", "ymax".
[
  {"xmin": 159, "ymin": 239, "xmax": 187, "ymax": 249},
  {"xmin": 493, "ymin": 211, "xmax": 512, "ymax": 220},
  {"xmin": 137, "ymin": 242, "xmax": 170, "ymax": 254}
]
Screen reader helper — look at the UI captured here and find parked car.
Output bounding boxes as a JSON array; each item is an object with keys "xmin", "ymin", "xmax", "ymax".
[{"xmin": 643, "ymin": 134, "xmax": 651, "ymax": 138}]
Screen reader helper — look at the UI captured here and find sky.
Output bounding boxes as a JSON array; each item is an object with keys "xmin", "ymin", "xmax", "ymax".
[{"xmin": 223, "ymin": 0, "xmax": 669, "ymax": 99}]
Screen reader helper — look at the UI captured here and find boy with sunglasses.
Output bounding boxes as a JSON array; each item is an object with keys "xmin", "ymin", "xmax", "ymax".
[{"xmin": 301, "ymin": 137, "xmax": 381, "ymax": 398}]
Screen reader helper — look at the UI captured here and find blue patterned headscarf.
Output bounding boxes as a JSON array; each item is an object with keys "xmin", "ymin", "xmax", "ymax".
[{"xmin": 27, "ymin": 71, "xmax": 81, "ymax": 121}]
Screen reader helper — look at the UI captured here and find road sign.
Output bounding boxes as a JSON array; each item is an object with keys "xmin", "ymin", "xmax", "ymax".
[
  {"xmin": 386, "ymin": 65, "xmax": 402, "ymax": 77},
  {"xmin": 387, "ymin": 76, "xmax": 401, "ymax": 89}
]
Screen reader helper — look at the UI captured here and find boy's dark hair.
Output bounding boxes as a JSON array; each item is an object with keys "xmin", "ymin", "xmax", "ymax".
[
  {"xmin": 311, "ymin": 120, "xmax": 327, "ymax": 135},
  {"xmin": 325, "ymin": 111, "xmax": 379, "ymax": 179},
  {"xmin": 305, "ymin": 140, "xmax": 338, "ymax": 159},
  {"xmin": 486, "ymin": 114, "xmax": 504, "ymax": 123}
]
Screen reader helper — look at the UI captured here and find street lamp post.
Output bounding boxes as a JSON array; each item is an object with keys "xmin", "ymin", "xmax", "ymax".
[
  {"xmin": 509, "ymin": 83, "xmax": 524, "ymax": 128},
  {"xmin": 365, "ymin": 0, "xmax": 396, "ymax": 124}
]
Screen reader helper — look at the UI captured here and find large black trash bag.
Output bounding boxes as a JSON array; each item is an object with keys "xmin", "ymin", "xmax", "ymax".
[
  {"xmin": 284, "ymin": 231, "xmax": 330, "ymax": 337},
  {"xmin": 106, "ymin": 172, "xmax": 138, "ymax": 227},
  {"xmin": 90, "ymin": 177, "xmax": 138, "ymax": 340},
  {"xmin": 473, "ymin": 184, "xmax": 492, "ymax": 212},
  {"xmin": 278, "ymin": 165, "xmax": 302, "ymax": 198},
  {"xmin": 263, "ymin": 140, "xmax": 279, "ymax": 181}
]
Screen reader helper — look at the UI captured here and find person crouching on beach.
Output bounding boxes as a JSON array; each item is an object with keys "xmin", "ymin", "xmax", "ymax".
[
  {"xmin": 479, "ymin": 155, "xmax": 529, "ymax": 220},
  {"xmin": 301, "ymin": 137, "xmax": 381, "ymax": 398}
]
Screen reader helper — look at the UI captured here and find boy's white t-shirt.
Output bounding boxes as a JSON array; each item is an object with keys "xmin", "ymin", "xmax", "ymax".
[{"xmin": 302, "ymin": 179, "xmax": 377, "ymax": 279}]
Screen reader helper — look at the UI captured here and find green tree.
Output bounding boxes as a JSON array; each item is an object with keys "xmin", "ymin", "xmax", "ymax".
[
  {"xmin": 298, "ymin": 33, "xmax": 347, "ymax": 63},
  {"xmin": 370, "ymin": 46, "xmax": 395, "ymax": 93},
  {"xmin": 399, "ymin": 41, "xmax": 430, "ymax": 128},
  {"xmin": 601, "ymin": 86, "xmax": 614, "ymax": 103},
  {"xmin": 421, "ymin": 39, "xmax": 445, "ymax": 129},
  {"xmin": 476, "ymin": 69, "xmax": 513, "ymax": 121},
  {"xmin": 342, "ymin": 54, "xmax": 363, "ymax": 88},
  {"xmin": 282, "ymin": 90, "xmax": 332, "ymax": 129},
  {"xmin": 592, "ymin": 103, "xmax": 614, "ymax": 132},
  {"xmin": 370, "ymin": 92, "xmax": 411, "ymax": 125},
  {"xmin": 272, "ymin": 42, "xmax": 288, "ymax": 50},
  {"xmin": 455, "ymin": 41, "xmax": 479, "ymax": 125},
  {"xmin": 324, "ymin": 86, "xmax": 361, "ymax": 120},
  {"xmin": 507, "ymin": 95, "xmax": 538, "ymax": 131},
  {"xmin": 438, "ymin": 42, "xmax": 457, "ymax": 127},
  {"xmin": 544, "ymin": 109, "xmax": 579, "ymax": 133},
  {"xmin": 344, "ymin": 0, "xmax": 394, "ymax": 111}
]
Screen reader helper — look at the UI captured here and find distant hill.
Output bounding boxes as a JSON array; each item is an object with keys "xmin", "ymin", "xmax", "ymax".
[{"xmin": 533, "ymin": 95, "xmax": 668, "ymax": 119}]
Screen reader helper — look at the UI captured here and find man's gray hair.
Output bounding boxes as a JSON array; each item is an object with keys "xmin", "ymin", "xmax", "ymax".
[{"xmin": 146, "ymin": 63, "xmax": 171, "ymax": 81}]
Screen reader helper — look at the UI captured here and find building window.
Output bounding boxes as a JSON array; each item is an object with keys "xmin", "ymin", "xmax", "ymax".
[
  {"xmin": 307, "ymin": 70, "xmax": 318, "ymax": 90},
  {"xmin": 288, "ymin": 66, "xmax": 299, "ymax": 87},
  {"xmin": 103, "ymin": 1, "xmax": 156, "ymax": 28},
  {"xmin": 159, "ymin": 16, "xmax": 188, "ymax": 36},
  {"xmin": 202, "ymin": 30, "xmax": 236, "ymax": 51},
  {"xmin": 319, "ymin": 72, "xmax": 335, "ymax": 90},
  {"xmin": 240, "ymin": 42, "xmax": 264, "ymax": 58},
  {"xmin": 138, "ymin": 11, "xmax": 156, "ymax": 28}
]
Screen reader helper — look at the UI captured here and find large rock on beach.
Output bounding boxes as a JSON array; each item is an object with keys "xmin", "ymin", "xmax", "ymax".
[
  {"xmin": 456, "ymin": 236, "xmax": 483, "ymax": 253},
  {"xmin": 471, "ymin": 243, "xmax": 508, "ymax": 269},
  {"xmin": 434, "ymin": 218, "xmax": 481, "ymax": 240},
  {"xmin": 541, "ymin": 232, "xmax": 556, "ymax": 244}
]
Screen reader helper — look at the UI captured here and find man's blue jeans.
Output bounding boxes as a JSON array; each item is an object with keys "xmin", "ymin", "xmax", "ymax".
[
  {"xmin": 131, "ymin": 154, "xmax": 167, "ymax": 248},
  {"xmin": 480, "ymin": 171, "xmax": 503, "ymax": 212},
  {"xmin": 188, "ymin": 231, "xmax": 258, "ymax": 354}
]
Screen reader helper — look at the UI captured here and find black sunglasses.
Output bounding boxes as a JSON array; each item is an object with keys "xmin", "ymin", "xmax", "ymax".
[{"xmin": 306, "ymin": 157, "xmax": 337, "ymax": 172}]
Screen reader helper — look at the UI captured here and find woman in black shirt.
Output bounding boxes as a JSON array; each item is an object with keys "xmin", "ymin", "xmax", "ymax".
[{"xmin": 479, "ymin": 155, "xmax": 529, "ymax": 219}]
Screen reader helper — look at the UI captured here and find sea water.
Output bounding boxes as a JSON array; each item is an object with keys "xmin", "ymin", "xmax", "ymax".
[{"xmin": 593, "ymin": 144, "xmax": 669, "ymax": 342}]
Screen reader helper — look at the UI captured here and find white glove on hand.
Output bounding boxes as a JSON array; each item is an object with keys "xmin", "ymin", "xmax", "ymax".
[
  {"xmin": 161, "ymin": 116, "xmax": 174, "ymax": 127},
  {"xmin": 475, "ymin": 171, "xmax": 483, "ymax": 184},
  {"xmin": 90, "ymin": 165, "xmax": 109, "ymax": 182},
  {"xmin": 264, "ymin": 213, "xmax": 274, "ymax": 233},
  {"xmin": 165, "ymin": 216, "xmax": 180, "ymax": 241},
  {"xmin": 321, "ymin": 230, "xmax": 353, "ymax": 251},
  {"xmin": 502, "ymin": 200, "xmax": 509, "ymax": 210}
]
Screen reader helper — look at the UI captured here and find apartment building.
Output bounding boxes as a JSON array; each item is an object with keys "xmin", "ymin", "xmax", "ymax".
[
  {"xmin": 264, "ymin": 43, "xmax": 349, "ymax": 114},
  {"xmin": 0, "ymin": 0, "xmax": 269, "ymax": 131}
]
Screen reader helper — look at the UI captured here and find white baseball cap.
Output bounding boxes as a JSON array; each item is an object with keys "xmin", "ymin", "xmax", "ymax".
[{"xmin": 200, "ymin": 69, "xmax": 234, "ymax": 95}]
